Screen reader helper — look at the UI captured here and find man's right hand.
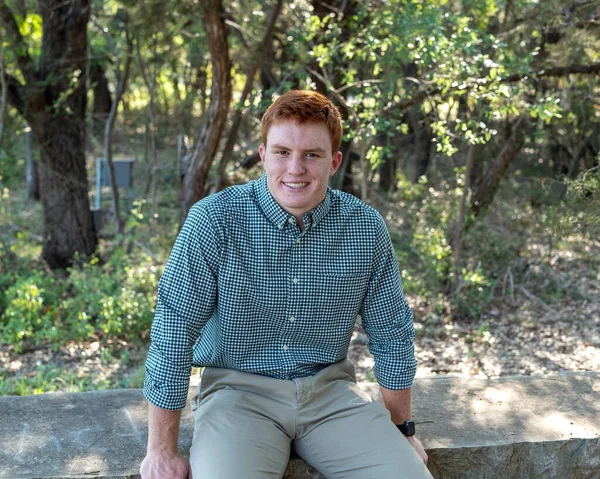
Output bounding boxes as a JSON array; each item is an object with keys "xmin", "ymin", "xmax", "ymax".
[
  {"xmin": 143, "ymin": 403, "xmax": 189, "ymax": 478},
  {"xmin": 140, "ymin": 450, "xmax": 192, "ymax": 479}
]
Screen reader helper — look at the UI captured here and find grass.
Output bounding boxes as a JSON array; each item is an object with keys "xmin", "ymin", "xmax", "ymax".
[{"xmin": 0, "ymin": 364, "xmax": 111, "ymax": 395}]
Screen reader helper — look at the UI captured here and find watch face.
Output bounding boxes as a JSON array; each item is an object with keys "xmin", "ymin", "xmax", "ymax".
[{"xmin": 397, "ymin": 420, "xmax": 416, "ymax": 436}]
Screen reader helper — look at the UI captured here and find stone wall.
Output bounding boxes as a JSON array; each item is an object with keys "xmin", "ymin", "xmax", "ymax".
[{"xmin": 1, "ymin": 372, "xmax": 598, "ymax": 478}]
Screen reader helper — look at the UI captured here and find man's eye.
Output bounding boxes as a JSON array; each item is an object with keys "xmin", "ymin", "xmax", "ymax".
[
  {"xmin": 306, "ymin": 153, "xmax": 319, "ymax": 158},
  {"xmin": 276, "ymin": 150, "xmax": 289, "ymax": 155}
]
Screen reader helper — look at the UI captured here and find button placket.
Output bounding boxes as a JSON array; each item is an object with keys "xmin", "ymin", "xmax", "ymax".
[{"xmin": 283, "ymin": 219, "xmax": 302, "ymax": 372}]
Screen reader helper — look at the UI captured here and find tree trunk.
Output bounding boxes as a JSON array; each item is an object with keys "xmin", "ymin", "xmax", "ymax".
[
  {"xmin": 471, "ymin": 116, "xmax": 527, "ymax": 217},
  {"xmin": 181, "ymin": 0, "xmax": 232, "ymax": 223},
  {"xmin": 143, "ymin": 116, "xmax": 151, "ymax": 196},
  {"xmin": 330, "ymin": 140, "xmax": 352, "ymax": 191},
  {"xmin": 377, "ymin": 134, "xmax": 397, "ymax": 193},
  {"xmin": 451, "ymin": 142, "xmax": 478, "ymax": 293},
  {"xmin": 89, "ymin": 62, "xmax": 112, "ymax": 136},
  {"xmin": 412, "ymin": 116, "xmax": 432, "ymax": 182},
  {"xmin": 1, "ymin": 0, "xmax": 96, "ymax": 268},
  {"xmin": 136, "ymin": 34, "xmax": 160, "ymax": 231},
  {"xmin": 0, "ymin": 44, "xmax": 6, "ymax": 151},
  {"xmin": 35, "ymin": 116, "xmax": 96, "ymax": 268},
  {"xmin": 402, "ymin": 62, "xmax": 432, "ymax": 183},
  {"xmin": 469, "ymin": 144, "xmax": 484, "ymax": 190},
  {"xmin": 33, "ymin": 0, "xmax": 96, "ymax": 268},
  {"xmin": 103, "ymin": 23, "xmax": 133, "ymax": 235},
  {"xmin": 567, "ymin": 136, "xmax": 591, "ymax": 179}
]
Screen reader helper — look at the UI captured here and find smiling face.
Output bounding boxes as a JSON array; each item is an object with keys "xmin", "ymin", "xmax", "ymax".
[{"xmin": 259, "ymin": 120, "xmax": 342, "ymax": 226}]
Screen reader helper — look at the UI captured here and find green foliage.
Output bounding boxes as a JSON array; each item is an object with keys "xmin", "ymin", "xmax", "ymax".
[
  {"xmin": 452, "ymin": 264, "xmax": 493, "ymax": 318},
  {"xmin": 391, "ymin": 170, "xmax": 532, "ymax": 319},
  {"xmin": 1, "ymin": 271, "xmax": 62, "ymax": 349},
  {"xmin": 0, "ymin": 251, "xmax": 160, "ymax": 353},
  {"xmin": 0, "ymin": 364, "xmax": 111, "ymax": 395},
  {"xmin": 543, "ymin": 166, "xmax": 600, "ymax": 240},
  {"xmin": 13, "ymin": 13, "xmax": 43, "ymax": 60},
  {"xmin": 392, "ymin": 173, "xmax": 454, "ymax": 299}
]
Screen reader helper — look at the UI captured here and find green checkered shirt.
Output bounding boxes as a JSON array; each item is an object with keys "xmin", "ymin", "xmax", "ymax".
[{"xmin": 144, "ymin": 174, "xmax": 416, "ymax": 410}]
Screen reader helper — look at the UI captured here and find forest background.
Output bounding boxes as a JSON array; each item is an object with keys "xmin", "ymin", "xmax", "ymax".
[{"xmin": 0, "ymin": 0, "xmax": 598, "ymax": 394}]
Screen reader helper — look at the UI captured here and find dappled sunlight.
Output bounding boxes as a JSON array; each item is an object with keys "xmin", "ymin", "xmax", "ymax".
[
  {"xmin": 414, "ymin": 374, "xmax": 600, "ymax": 450},
  {"xmin": 540, "ymin": 411, "xmax": 599, "ymax": 439}
]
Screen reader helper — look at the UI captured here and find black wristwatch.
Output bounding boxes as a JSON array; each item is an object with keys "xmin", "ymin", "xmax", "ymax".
[{"xmin": 396, "ymin": 419, "xmax": 416, "ymax": 437}]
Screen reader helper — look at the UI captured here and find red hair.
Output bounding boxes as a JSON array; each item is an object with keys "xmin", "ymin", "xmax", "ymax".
[{"xmin": 261, "ymin": 90, "xmax": 343, "ymax": 153}]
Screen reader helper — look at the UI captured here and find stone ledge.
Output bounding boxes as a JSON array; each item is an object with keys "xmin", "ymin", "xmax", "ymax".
[{"xmin": 1, "ymin": 372, "xmax": 598, "ymax": 479}]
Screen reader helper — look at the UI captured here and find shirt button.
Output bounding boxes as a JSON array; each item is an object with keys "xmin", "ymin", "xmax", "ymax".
[
  {"xmin": 282, "ymin": 345, "xmax": 289, "ymax": 351},
  {"xmin": 289, "ymin": 316, "xmax": 296, "ymax": 322},
  {"xmin": 294, "ymin": 238, "xmax": 301, "ymax": 245},
  {"xmin": 288, "ymin": 217, "xmax": 295, "ymax": 224},
  {"xmin": 292, "ymin": 277, "xmax": 298, "ymax": 284}
]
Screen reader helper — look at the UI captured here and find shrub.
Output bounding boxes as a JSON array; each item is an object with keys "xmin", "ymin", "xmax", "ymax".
[{"xmin": 0, "ymin": 248, "xmax": 160, "ymax": 352}]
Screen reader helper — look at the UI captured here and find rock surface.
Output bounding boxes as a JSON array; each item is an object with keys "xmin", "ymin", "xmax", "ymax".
[{"xmin": 1, "ymin": 372, "xmax": 598, "ymax": 479}]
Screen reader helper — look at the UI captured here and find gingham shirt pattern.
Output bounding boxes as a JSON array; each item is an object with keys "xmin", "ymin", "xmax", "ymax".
[{"xmin": 143, "ymin": 174, "xmax": 416, "ymax": 410}]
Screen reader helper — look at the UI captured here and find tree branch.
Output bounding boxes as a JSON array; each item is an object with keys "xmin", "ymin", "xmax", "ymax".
[
  {"xmin": 0, "ymin": 0, "xmax": 35, "ymax": 83},
  {"xmin": 224, "ymin": 17, "xmax": 249, "ymax": 48},
  {"xmin": 471, "ymin": 115, "xmax": 528, "ymax": 217},
  {"xmin": 501, "ymin": 62, "xmax": 600, "ymax": 83},
  {"xmin": 306, "ymin": 66, "xmax": 361, "ymax": 125},
  {"xmin": 393, "ymin": 61, "xmax": 600, "ymax": 113},
  {"xmin": 103, "ymin": 12, "xmax": 134, "ymax": 235}
]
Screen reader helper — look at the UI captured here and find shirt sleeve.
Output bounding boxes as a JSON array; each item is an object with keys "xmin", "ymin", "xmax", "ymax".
[
  {"xmin": 359, "ymin": 214, "xmax": 417, "ymax": 390},
  {"xmin": 143, "ymin": 202, "xmax": 221, "ymax": 410}
]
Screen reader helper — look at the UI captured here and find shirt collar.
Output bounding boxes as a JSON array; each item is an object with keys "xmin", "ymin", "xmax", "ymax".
[{"xmin": 254, "ymin": 173, "xmax": 332, "ymax": 231}]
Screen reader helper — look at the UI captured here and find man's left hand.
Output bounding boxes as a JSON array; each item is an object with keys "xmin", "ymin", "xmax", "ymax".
[{"xmin": 406, "ymin": 435, "xmax": 428, "ymax": 465}]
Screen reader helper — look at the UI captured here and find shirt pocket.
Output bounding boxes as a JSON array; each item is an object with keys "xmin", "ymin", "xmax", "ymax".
[{"xmin": 313, "ymin": 269, "xmax": 370, "ymax": 318}]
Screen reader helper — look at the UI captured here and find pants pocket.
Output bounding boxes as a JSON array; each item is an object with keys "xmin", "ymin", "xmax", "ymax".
[{"xmin": 191, "ymin": 367, "xmax": 213, "ymax": 411}]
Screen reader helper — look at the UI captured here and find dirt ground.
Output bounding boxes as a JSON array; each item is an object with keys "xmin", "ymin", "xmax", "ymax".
[{"xmin": 350, "ymin": 292, "xmax": 600, "ymax": 384}]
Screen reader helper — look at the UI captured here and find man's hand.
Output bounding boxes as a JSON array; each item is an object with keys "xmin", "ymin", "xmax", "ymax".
[
  {"xmin": 406, "ymin": 435, "xmax": 428, "ymax": 465},
  {"xmin": 140, "ymin": 450, "xmax": 192, "ymax": 479}
]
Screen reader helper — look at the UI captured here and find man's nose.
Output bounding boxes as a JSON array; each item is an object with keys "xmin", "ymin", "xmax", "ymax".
[{"xmin": 288, "ymin": 154, "xmax": 305, "ymax": 174}]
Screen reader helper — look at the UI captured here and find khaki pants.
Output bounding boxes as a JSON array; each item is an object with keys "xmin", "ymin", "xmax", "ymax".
[{"xmin": 190, "ymin": 359, "xmax": 434, "ymax": 479}]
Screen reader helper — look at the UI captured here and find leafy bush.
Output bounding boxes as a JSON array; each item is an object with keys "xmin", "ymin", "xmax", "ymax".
[
  {"xmin": 0, "ymin": 249, "xmax": 160, "ymax": 352},
  {"xmin": 1, "ymin": 271, "xmax": 62, "ymax": 350}
]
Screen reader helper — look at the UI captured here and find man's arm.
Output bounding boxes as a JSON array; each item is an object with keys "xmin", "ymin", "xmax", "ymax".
[
  {"xmin": 140, "ymin": 403, "xmax": 190, "ymax": 478},
  {"xmin": 141, "ymin": 204, "xmax": 222, "ymax": 478},
  {"xmin": 380, "ymin": 386, "xmax": 428, "ymax": 465}
]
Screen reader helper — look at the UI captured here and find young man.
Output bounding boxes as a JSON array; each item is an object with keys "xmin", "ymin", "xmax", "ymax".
[{"xmin": 140, "ymin": 90, "xmax": 433, "ymax": 478}]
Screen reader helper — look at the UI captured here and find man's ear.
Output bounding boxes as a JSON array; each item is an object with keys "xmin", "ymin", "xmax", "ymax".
[
  {"xmin": 331, "ymin": 151, "xmax": 343, "ymax": 176},
  {"xmin": 259, "ymin": 145, "xmax": 266, "ymax": 164}
]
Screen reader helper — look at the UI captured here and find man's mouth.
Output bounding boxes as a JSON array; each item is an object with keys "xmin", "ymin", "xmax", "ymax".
[{"xmin": 283, "ymin": 182, "xmax": 308, "ymax": 189}]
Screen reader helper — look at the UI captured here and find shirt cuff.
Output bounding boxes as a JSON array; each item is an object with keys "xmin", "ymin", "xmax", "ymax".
[{"xmin": 143, "ymin": 370, "xmax": 190, "ymax": 411}]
